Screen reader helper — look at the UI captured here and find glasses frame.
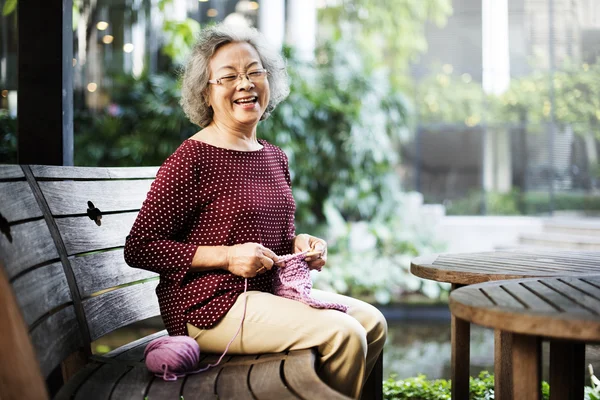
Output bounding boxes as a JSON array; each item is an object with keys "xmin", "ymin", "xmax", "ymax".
[{"xmin": 208, "ymin": 68, "xmax": 269, "ymax": 86}]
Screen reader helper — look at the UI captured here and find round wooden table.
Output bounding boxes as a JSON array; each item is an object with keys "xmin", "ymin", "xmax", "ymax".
[
  {"xmin": 450, "ymin": 275, "xmax": 600, "ymax": 400},
  {"xmin": 410, "ymin": 250, "xmax": 600, "ymax": 399}
]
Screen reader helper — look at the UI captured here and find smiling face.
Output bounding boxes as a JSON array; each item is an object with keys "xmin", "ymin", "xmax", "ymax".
[{"xmin": 206, "ymin": 41, "xmax": 270, "ymax": 129}]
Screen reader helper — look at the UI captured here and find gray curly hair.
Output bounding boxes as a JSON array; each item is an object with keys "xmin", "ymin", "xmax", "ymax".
[{"xmin": 180, "ymin": 24, "xmax": 290, "ymax": 128}]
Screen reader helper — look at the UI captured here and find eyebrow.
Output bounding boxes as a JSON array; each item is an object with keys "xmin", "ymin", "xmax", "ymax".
[{"xmin": 216, "ymin": 61, "xmax": 261, "ymax": 73}]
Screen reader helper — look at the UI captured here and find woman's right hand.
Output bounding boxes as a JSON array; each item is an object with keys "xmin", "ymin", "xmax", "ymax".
[{"xmin": 226, "ymin": 243, "xmax": 279, "ymax": 278}]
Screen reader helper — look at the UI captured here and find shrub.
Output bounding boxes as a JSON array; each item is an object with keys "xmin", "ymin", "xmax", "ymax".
[{"xmin": 383, "ymin": 371, "xmax": 551, "ymax": 400}]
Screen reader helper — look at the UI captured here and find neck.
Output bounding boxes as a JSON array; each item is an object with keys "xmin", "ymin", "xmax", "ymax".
[{"xmin": 210, "ymin": 120, "xmax": 260, "ymax": 151}]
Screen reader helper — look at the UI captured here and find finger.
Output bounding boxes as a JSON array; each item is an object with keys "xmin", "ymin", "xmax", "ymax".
[
  {"xmin": 294, "ymin": 234, "xmax": 311, "ymax": 252},
  {"xmin": 259, "ymin": 255, "xmax": 274, "ymax": 270},
  {"xmin": 256, "ymin": 265, "xmax": 267, "ymax": 274},
  {"xmin": 260, "ymin": 246, "xmax": 280, "ymax": 263},
  {"xmin": 311, "ymin": 239, "xmax": 327, "ymax": 253},
  {"xmin": 308, "ymin": 259, "xmax": 326, "ymax": 270},
  {"xmin": 305, "ymin": 250, "xmax": 322, "ymax": 262}
]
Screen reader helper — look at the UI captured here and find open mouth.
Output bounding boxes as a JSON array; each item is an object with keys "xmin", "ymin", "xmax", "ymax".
[{"xmin": 233, "ymin": 96, "xmax": 258, "ymax": 105}]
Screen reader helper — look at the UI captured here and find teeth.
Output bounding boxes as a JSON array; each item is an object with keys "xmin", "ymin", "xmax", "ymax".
[{"xmin": 236, "ymin": 97, "xmax": 256, "ymax": 103}]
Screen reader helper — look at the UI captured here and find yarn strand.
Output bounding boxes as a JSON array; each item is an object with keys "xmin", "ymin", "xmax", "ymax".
[{"xmin": 145, "ymin": 249, "xmax": 345, "ymax": 381}]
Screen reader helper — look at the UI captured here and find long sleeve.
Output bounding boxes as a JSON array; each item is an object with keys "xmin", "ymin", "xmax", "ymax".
[
  {"xmin": 124, "ymin": 148, "xmax": 201, "ymax": 284},
  {"xmin": 123, "ymin": 139, "xmax": 297, "ymax": 335}
]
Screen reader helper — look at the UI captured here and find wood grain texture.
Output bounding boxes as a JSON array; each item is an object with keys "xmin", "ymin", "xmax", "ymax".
[
  {"xmin": 30, "ymin": 306, "xmax": 85, "ymax": 378},
  {"xmin": 0, "ymin": 219, "xmax": 59, "ymax": 279},
  {"xmin": 0, "ymin": 165, "xmax": 25, "ymax": 180},
  {"xmin": 451, "ymin": 314, "xmax": 470, "ymax": 400},
  {"xmin": 511, "ymin": 334, "xmax": 541, "ymax": 400},
  {"xmin": 109, "ymin": 365, "xmax": 153, "ymax": 400},
  {"xmin": 0, "ymin": 264, "xmax": 49, "ymax": 400},
  {"xmin": 449, "ymin": 277, "xmax": 600, "ymax": 341},
  {"xmin": 83, "ymin": 280, "xmax": 160, "ymax": 341},
  {"xmin": 0, "ymin": 181, "xmax": 43, "ymax": 222},
  {"xmin": 145, "ymin": 375, "xmax": 184, "ymax": 398},
  {"xmin": 54, "ymin": 363, "xmax": 103, "ymax": 400},
  {"xmin": 30, "ymin": 165, "xmax": 159, "ymax": 179},
  {"xmin": 494, "ymin": 330, "xmax": 513, "ymax": 400},
  {"xmin": 549, "ymin": 341, "xmax": 585, "ymax": 400},
  {"xmin": 182, "ymin": 362, "xmax": 221, "ymax": 400},
  {"xmin": 56, "ymin": 212, "xmax": 137, "ymax": 255},
  {"xmin": 412, "ymin": 251, "xmax": 600, "ymax": 285},
  {"xmin": 283, "ymin": 349, "xmax": 351, "ymax": 400},
  {"xmin": 216, "ymin": 355, "xmax": 257, "ymax": 400},
  {"xmin": 70, "ymin": 249, "xmax": 157, "ymax": 297},
  {"xmin": 249, "ymin": 353, "xmax": 298, "ymax": 400},
  {"xmin": 11, "ymin": 261, "xmax": 70, "ymax": 326},
  {"xmin": 73, "ymin": 363, "xmax": 130, "ymax": 400},
  {"xmin": 103, "ymin": 330, "xmax": 167, "ymax": 359},
  {"xmin": 39, "ymin": 179, "xmax": 152, "ymax": 216}
]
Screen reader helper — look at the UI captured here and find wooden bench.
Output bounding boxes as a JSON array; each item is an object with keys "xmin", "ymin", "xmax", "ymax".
[{"xmin": 0, "ymin": 164, "xmax": 369, "ymax": 400}]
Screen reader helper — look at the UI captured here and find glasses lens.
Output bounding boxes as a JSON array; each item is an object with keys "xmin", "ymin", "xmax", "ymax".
[{"xmin": 217, "ymin": 70, "xmax": 267, "ymax": 86}]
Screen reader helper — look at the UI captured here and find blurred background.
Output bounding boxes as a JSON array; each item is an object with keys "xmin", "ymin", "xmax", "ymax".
[{"xmin": 2, "ymin": 0, "xmax": 600, "ymax": 384}]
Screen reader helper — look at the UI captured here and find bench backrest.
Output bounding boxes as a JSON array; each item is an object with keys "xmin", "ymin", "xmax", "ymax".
[{"xmin": 0, "ymin": 164, "xmax": 160, "ymax": 379}]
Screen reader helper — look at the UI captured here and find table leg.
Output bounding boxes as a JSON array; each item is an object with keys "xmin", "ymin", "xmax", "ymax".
[
  {"xmin": 549, "ymin": 340, "xmax": 585, "ymax": 400},
  {"xmin": 512, "ymin": 334, "xmax": 541, "ymax": 400},
  {"xmin": 494, "ymin": 330, "xmax": 513, "ymax": 400},
  {"xmin": 451, "ymin": 314, "xmax": 470, "ymax": 400}
]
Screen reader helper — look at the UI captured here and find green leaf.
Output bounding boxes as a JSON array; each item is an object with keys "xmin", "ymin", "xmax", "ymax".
[{"xmin": 3, "ymin": 0, "xmax": 17, "ymax": 16}]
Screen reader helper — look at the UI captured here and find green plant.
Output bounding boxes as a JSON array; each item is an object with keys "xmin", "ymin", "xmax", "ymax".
[
  {"xmin": 74, "ymin": 72, "xmax": 196, "ymax": 166},
  {"xmin": 383, "ymin": 371, "xmax": 551, "ymax": 400},
  {"xmin": 587, "ymin": 364, "xmax": 600, "ymax": 400}
]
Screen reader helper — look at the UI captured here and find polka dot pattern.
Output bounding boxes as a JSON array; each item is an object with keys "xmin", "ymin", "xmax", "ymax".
[{"xmin": 124, "ymin": 139, "xmax": 296, "ymax": 336}]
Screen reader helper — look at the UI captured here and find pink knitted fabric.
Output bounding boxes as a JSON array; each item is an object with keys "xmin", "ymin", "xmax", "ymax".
[{"xmin": 273, "ymin": 252, "xmax": 348, "ymax": 313}]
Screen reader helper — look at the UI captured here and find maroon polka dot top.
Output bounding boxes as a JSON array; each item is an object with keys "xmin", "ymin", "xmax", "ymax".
[{"xmin": 124, "ymin": 139, "xmax": 296, "ymax": 336}]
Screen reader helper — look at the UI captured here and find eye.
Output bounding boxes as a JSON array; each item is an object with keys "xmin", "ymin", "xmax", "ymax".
[
  {"xmin": 219, "ymin": 75, "xmax": 237, "ymax": 82},
  {"xmin": 248, "ymin": 70, "xmax": 265, "ymax": 78}
]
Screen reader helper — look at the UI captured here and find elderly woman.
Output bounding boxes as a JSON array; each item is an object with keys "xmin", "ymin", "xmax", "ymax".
[{"xmin": 124, "ymin": 23, "xmax": 386, "ymax": 399}]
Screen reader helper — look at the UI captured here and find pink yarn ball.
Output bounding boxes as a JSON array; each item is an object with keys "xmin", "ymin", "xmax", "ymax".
[{"xmin": 144, "ymin": 336, "xmax": 201, "ymax": 381}]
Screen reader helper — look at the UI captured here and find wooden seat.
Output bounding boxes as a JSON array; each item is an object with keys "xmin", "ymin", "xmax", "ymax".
[{"xmin": 0, "ymin": 164, "xmax": 355, "ymax": 400}]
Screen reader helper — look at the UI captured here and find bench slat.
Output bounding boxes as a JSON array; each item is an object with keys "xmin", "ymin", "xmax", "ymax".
[
  {"xmin": 31, "ymin": 305, "xmax": 84, "ymax": 378},
  {"xmin": 30, "ymin": 165, "xmax": 159, "ymax": 179},
  {"xmin": 104, "ymin": 330, "xmax": 167, "ymax": 359},
  {"xmin": 39, "ymin": 180, "xmax": 152, "ymax": 216},
  {"xmin": 0, "ymin": 181, "xmax": 43, "ymax": 222},
  {"xmin": 250, "ymin": 353, "xmax": 299, "ymax": 400},
  {"xmin": 71, "ymin": 249, "xmax": 158, "ymax": 298},
  {"xmin": 55, "ymin": 363, "xmax": 102, "ymax": 400},
  {"xmin": 146, "ymin": 375, "xmax": 185, "ymax": 398},
  {"xmin": 73, "ymin": 363, "xmax": 131, "ymax": 400},
  {"xmin": 56, "ymin": 213, "xmax": 137, "ymax": 255},
  {"xmin": 217, "ymin": 355, "xmax": 257, "ymax": 400},
  {"xmin": 12, "ymin": 261, "xmax": 70, "ymax": 326},
  {"xmin": 1, "ymin": 219, "xmax": 59, "ymax": 280},
  {"xmin": 0, "ymin": 165, "xmax": 24, "ymax": 179},
  {"xmin": 283, "ymin": 349, "xmax": 350, "ymax": 400},
  {"xmin": 83, "ymin": 280, "xmax": 160, "ymax": 341},
  {"xmin": 110, "ymin": 365, "xmax": 153, "ymax": 400},
  {"xmin": 182, "ymin": 362, "xmax": 222, "ymax": 400}
]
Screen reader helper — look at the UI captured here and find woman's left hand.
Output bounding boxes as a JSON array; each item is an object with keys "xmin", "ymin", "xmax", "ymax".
[{"xmin": 292, "ymin": 234, "xmax": 327, "ymax": 270}]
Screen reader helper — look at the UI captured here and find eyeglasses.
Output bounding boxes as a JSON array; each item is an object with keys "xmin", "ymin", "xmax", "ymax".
[{"xmin": 208, "ymin": 68, "xmax": 268, "ymax": 87}]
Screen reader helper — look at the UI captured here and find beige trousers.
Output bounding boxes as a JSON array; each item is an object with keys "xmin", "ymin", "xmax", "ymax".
[{"xmin": 187, "ymin": 289, "xmax": 387, "ymax": 399}]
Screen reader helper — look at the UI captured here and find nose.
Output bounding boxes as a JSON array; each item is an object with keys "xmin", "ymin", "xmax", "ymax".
[{"xmin": 237, "ymin": 74, "xmax": 255, "ymax": 90}]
